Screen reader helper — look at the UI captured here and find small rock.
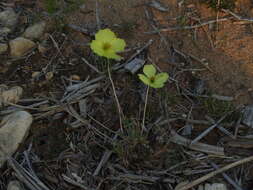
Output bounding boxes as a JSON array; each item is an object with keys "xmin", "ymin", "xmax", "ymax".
[
  {"xmin": 23, "ymin": 21, "xmax": 46, "ymax": 40},
  {"xmin": 198, "ymin": 183, "xmax": 227, "ymax": 190},
  {"xmin": 0, "ymin": 8, "xmax": 18, "ymax": 29},
  {"xmin": 32, "ymin": 71, "xmax": 41, "ymax": 79},
  {"xmin": 149, "ymin": 0, "xmax": 169, "ymax": 12},
  {"xmin": 242, "ymin": 105, "xmax": 253, "ymax": 128},
  {"xmin": 192, "ymin": 78, "xmax": 205, "ymax": 95},
  {"xmin": 9, "ymin": 37, "xmax": 36, "ymax": 57},
  {"xmin": 45, "ymin": 72, "xmax": 54, "ymax": 80},
  {"xmin": 7, "ymin": 180, "xmax": 24, "ymax": 190},
  {"xmin": 124, "ymin": 58, "xmax": 145, "ymax": 74},
  {"xmin": 0, "ymin": 111, "xmax": 33, "ymax": 168},
  {"xmin": 0, "ymin": 85, "xmax": 23, "ymax": 107},
  {"xmin": 70, "ymin": 74, "xmax": 80, "ymax": 81},
  {"xmin": 0, "ymin": 27, "xmax": 12, "ymax": 35},
  {"xmin": 181, "ymin": 124, "xmax": 192, "ymax": 136},
  {"xmin": 0, "ymin": 43, "xmax": 8, "ymax": 54}
]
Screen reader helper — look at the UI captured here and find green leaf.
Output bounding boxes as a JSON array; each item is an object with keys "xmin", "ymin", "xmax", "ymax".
[
  {"xmin": 143, "ymin": 65, "xmax": 156, "ymax": 78},
  {"xmin": 138, "ymin": 74, "xmax": 150, "ymax": 86}
]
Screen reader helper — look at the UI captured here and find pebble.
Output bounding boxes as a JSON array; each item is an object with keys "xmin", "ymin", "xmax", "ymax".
[
  {"xmin": 0, "ymin": 43, "xmax": 8, "ymax": 54},
  {"xmin": 7, "ymin": 180, "xmax": 24, "ymax": 190},
  {"xmin": 124, "ymin": 58, "xmax": 145, "ymax": 74},
  {"xmin": 45, "ymin": 72, "xmax": 54, "ymax": 80},
  {"xmin": 70, "ymin": 74, "xmax": 80, "ymax": 81},
  {"xmin": 242, "ymin": 105, "xmax": 253, "ymax": 128},
  {"xmin": 198, "ymin": 183, "xmax": 227, "ymax": 190},
  {"xmin": 0, "ymin": 111, "xmax": 33, "ymax": 168},
  {"xmin": 23, "ymin": 21, "xmax": 46, "ymax": 40},
  {"xmin": 0, "ymin": 85, "xmax": 23, "ymax": 107},
  {"xmin": 9, "ymin": 37, "xmax": 36, "ymax": 57},
  {"xmin": 32, "ymin": 71, "xmax": 41, "ymax": 79},
  {"xmin": 0, "ymin": 27, "xmax": 11, "ymax": 35},
  {"xmin": 0, "ymin": 8, "xmax": 18, "ymax": 29}
]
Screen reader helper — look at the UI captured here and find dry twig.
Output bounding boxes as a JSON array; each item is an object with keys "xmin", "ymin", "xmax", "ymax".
[{"xmin": 179, "ymin": 155, "xmax": 253, "ymax": 190}]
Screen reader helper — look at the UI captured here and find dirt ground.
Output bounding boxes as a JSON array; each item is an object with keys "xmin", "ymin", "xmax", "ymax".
[
  {"xmin": 65, "ymin": 0, "xmax": 253, "ymax": 105},
  {"xmin": 1, "ymin": 0, "xmax": 253, "ymax": 189}
]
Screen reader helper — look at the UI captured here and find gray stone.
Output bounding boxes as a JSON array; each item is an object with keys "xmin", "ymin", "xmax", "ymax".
[
  {"xmin": 0, "ymin": 43, "xmax": 8, "ymax": 54},
  {"xmin": 23, "ymin": 22, "xmax": 46, "ymax": 40},
  {"xmin": 9, "ymin": 37, "xmax": 36, "ymax": 57},
  {"xmin": 192, "ymin": 78, "xmax": 205, "ymax": 95},
  {"xmin": 0, "ymin": 8, "xmax": 18, "ymax": 29},
  {"xmin": 124, "ymin": 58, "xmax": 145, "ymax": 74},
  {"xmin": 7, "ymin": 180, "xmax": 24, "ymax": 190},
  {"xmin": 0, "ymin": 27, "xmax": 11, "ymax": 35},
  {"xmin": 198, "ymin": 183, "xmax": 227, "ymax": 190},
  {"xmin": 0, "ymin": 111, "xmax": 33, "ymax": 168},
  {"xmin": 242, "ymin": 105, "xmax": 253, "ymax": 128}
]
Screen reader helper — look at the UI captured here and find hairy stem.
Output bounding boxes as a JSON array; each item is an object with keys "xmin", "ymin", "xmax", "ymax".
[
  {"xmin": 107, "ymin": 60, "xmax": 123, "ymax": 132},
  {"xmin": 142, "ymin": 86, "xmax": 149, "ymax": 134}
]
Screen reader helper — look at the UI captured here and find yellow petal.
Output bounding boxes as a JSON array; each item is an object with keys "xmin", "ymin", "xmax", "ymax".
[
  {"xmin": 111, "ymin": 38, "xmax": 126, "ymax": 52},
  {"xmin": 152, "ymin": 73, "xmax": 169, "ymax": 88},
  {"xmin": 138, "ymin": 74, "xmax": 151, "ymax": 86},
  {"xmin": 143, "ymin": 64, "xmax": 156, "ymax": 78},
  {"xmin": 95, "ymin": 29, "xmax": 116, "ymax": 42},
  {"xmin": 150, "ymin": 82, "xmax": 164, "ymax": 88},
  {"xmin": 155, "ymin": 73, "xmax": 169, "ymax": 84},
  {"xmin": 90, "ymin": 40, "xmax": 105, "ymax": 57},
  {"xmin": 103, "ymin": 50, "xmax": 122, "ymax": 60}
]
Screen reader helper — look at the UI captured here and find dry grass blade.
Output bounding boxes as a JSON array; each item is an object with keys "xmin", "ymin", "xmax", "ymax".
[
  {"xmin": 223, "ymin": 9, "xmax": 253, "ymax": 22},
  {"xmin": 65, "ymin": 104, "xmax": 112, "ymax": 140},
  {"xmin": 170, "ymin": 130, "xmax": 224, "ymax": 156},
  {"xmin": 191, "ymin": 110, "xmax": 235, "ymax": 144},
  {"xmin": 145, "ymin": 18, "xmax": 231, "ymax": 34},
  {"xmin": 210, "ymin": 162, "xmax": 243, "ymax": 190},
  {"xmin": 62, "ymin": 174, "xmax": 95, "ymax": 190},
  {"xmin": 81, "ymin": 57, "xmax": 101, "ymax": 73},
  {"xmin": 93, "ymin": 132, "xmax": 119, "ymax": 176},
  {"xmin": 179, "ymin": 155, "xmax": 253, "ymax": 190},
  {"xmin": 8, "ymin": 158, "xmax": 51, "ymax": 190},
  {"xmin": 111, "ymin": 173, "xmax": 175, "ymax": 184}
]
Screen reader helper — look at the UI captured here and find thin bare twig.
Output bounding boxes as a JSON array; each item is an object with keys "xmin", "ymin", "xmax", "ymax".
[
  {"xmin": 170, "ymin": 130, "xmax": 224, "ymax": 156},
  {"xmin": 81, "ymin": 57, "xmax": 102, "ymax": 74},
  {"xmin": 210, "ymin": 162, "xmax": 243, "ymax": 190},
  {"xmin": 191, "ymin": 110, "xmax": 235, "ymax": 144},
  {"xmin": 95, "ymin": 0, "xmax": 101, "ymax": 30},
  {"xmin": 62, "ymin": 174, "xmax": 95, "ymax": 190},
  {"xmin": 145, "ymin": 18, "xmax": 231, "ymax": 34},
  {"xmin": 179, "ymin": 155, "xmax": 253, "ymax": 190},
  {"xmin": 93, "ymin": 132, "xmax": 119, "ymax": 176},
  {"xmin": 223, "ymin": 9, "xmax": 253, "ymax": 22}
]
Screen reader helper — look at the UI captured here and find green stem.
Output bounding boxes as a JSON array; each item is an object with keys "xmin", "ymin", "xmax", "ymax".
[
  {"xmin": 142, "ymin": 86, "xmax": 149, "ymax": 134},
  {"xmin": 107, "ymin": 60, "xmax": 123, "ymax": 132}
]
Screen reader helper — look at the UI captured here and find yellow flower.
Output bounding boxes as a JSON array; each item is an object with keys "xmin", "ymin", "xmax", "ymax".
[
  {"xmin": 90, "ymin": 29, "xmax": 126, "ymax": 60},
  {"xmin": 138, "ymin": 65, "xmax": 169, "ymax": 88}
]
